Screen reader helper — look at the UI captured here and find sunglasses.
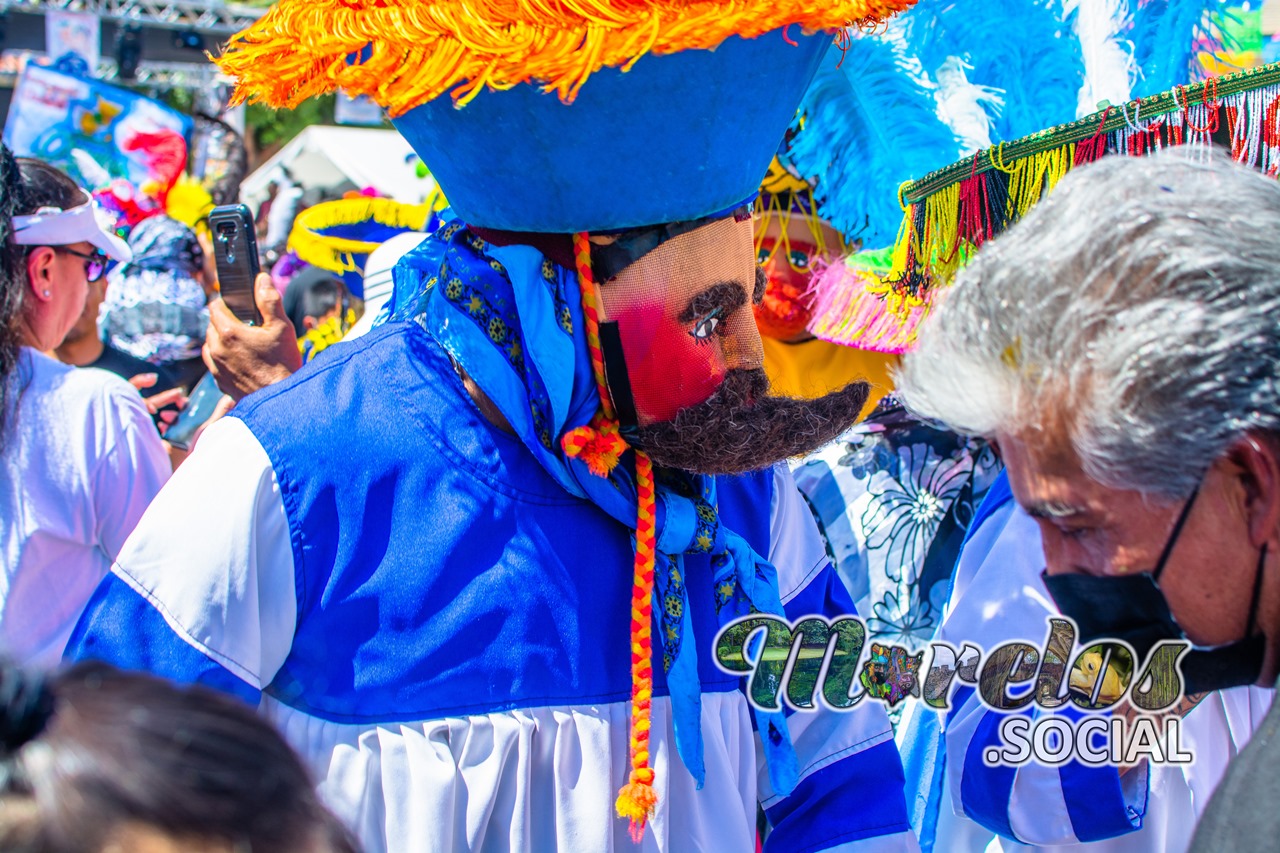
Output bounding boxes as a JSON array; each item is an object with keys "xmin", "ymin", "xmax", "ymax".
[{"xmin": 53, "ymin": 246, "xmax": 108, "ymax": 283}]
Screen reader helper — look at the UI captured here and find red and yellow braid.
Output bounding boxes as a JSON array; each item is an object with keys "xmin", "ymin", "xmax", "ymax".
[
  {"xmin": 561, "ymin": 233, "xmax": 629, "ymax": 475},
  {"xmin": 572, "ymin": 233, "xmax": 615, "ymax": 421},
  {"xmin": 617, "ymin": 449, "xmax": 659, "ymax": 840},
  {"xmin": 560, "ymin": 231, "xmax": 659, "ymax": 841}
]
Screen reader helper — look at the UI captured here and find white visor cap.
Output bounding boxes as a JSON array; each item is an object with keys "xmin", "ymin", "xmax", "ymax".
[{"xmin": 12, "ymin": 191, "xmax": 133, "ymax": 263}]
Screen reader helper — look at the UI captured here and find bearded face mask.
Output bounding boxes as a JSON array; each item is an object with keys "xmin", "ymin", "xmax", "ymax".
[{"xmin": 591, "ymin": 210, "xmax": 868, "ymax": 475}]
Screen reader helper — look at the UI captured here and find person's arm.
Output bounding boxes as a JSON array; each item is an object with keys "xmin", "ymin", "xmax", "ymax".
[
  {"xmin": 91, "ymin": 378, "xmax": 172, "ymax": 560},
  {"xmin": 938, "ymin": 483, "xmax": 1145, "ymax": 845},
  {"xmin": 760, "ymin": 465, "xmax": 917, "ymax": 852},
  {"xmin": 67, "ymin": 416, "xmax": 297, "ymax": 705}
]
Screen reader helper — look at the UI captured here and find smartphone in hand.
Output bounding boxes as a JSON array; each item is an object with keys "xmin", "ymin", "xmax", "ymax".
[
  {"xmin": 208, "ymin": 204, "xmax": 263, "ymax": 326},
  {"xmin": 163, "ymin": 372, "xmax": 223, "ymax": 451}
]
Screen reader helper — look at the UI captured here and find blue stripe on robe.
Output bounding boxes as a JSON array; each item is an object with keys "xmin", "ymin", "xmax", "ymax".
[{"xmin": 65, "ymin": 572, "xmax": 260, "ymax": 705}]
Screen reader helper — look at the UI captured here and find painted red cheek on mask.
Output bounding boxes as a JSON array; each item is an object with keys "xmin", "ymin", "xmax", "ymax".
[{"xmin": 610, "ymin": 300, "xmax": 727, "ymax": 424}]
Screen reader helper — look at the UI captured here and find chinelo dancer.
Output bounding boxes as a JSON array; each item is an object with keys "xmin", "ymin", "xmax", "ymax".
[{"xmin": 65, "ymin": 2, "xmax": 921, "ymax": 851}]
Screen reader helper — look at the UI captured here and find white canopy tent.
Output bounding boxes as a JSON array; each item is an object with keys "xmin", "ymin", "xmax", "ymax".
[{"xmin": 239, "ymin": 126, "xmax": 438, "ymax": 212}]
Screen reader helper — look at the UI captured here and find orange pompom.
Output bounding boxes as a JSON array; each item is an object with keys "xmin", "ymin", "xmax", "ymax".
[
  {"xmin": 615, "ymin": 772, "xmax": 659, "ymax": 842},
  {"xmin": 562, "ymin": 416, "xmax": 629, "ymax": 477}
]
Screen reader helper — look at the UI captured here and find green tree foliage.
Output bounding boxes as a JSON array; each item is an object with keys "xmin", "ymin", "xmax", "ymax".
[{"xmin": 247, "ymin": 94, "xmax": 337, "ymax": 152}]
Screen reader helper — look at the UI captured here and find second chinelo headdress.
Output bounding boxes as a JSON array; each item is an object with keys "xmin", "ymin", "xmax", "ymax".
[
  {"xmin": 795, "ymin": 0, "xmax": 1238, "ymax": 352},
  {"xmin": 215, "ymin": 0, "xmax": 920, "ymax": 838}
]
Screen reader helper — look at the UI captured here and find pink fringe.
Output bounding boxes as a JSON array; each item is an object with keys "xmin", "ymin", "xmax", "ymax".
[{"xmin": 805, "ymin": 258, "xmax": 930, "ymax": 354}]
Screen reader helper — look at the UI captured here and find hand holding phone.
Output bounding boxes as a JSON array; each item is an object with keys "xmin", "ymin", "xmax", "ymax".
[
  {"xmin": 208, "ymin": 204, "xmax": 263, "ymax": 326},
  {"xmin": 203, "ymin": 272, "xmax": 303, "ymax": 402}
]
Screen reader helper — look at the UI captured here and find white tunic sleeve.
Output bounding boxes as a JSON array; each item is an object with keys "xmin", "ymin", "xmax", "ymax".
[
  {"xmin": 66, "ymin": 416, "xmax": 297, "ymax": 698},
  {"xmin": 90, "ymin": 375, "xmax": 172, "ymax": 562}
]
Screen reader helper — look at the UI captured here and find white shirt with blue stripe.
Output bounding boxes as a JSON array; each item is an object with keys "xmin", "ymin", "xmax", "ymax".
[{"xmin": 935, "ymin": 489, "xmax": 1273, "ymax": 852}]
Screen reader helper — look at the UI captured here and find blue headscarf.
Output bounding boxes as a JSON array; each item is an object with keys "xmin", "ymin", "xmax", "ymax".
[{"xmin": 384, "ymin": 215, "xmax": 802, "ymax": 795}]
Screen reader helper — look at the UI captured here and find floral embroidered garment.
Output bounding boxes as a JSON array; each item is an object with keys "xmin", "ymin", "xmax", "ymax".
[{"xmin": 791, "ymin": 399, "xmax": 1001, "ymax": 657}]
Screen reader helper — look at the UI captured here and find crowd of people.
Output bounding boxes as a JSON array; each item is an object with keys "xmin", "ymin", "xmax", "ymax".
[{"xmin": 1, "ymin": 2, "xmax": 1279, "ymax": 852}]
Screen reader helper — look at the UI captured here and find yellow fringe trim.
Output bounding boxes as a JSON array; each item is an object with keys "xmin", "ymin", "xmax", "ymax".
[
  {"xmin": 754, "ymin": 158, "xmax": 848, "ymax": 272},
  {"xmin": 887, "ymin": 140, "xmax": 1078, "ymax": 297},
  {"xmin": 755, "ymin": 195, "xmax": 846, "ymax": 274},
  {"xmin": 215, "ymin": 0, "xmax": 919, "ymax": 117},
  {"xmin": 288, "ymin": 197, "xmax": 432, "ymax": 274}
]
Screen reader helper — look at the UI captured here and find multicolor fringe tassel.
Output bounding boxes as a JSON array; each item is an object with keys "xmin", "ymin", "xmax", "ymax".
[
  {"xmin": 214, "ymin": 0, "xmax": 919, "ymax": 116},
  {"xmin": 807, "ymin": 252, "xmax": 930, "ymax": 354},
  {"xmin": 871, "ymin": 63, "xmax": 1280, "ymax": 351},
  {"xmin": 560, "ymin": 232, "xmax": 659, "ymax": 842}
]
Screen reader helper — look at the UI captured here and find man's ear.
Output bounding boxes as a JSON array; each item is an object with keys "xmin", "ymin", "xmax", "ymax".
[
  {"xmin": 303, "ymin": 316, "xmax": 319, "ymax": 332},
  {"xmin": 25, "ymin": 247, "xmax": 55, "ymax": 303},
  {"xmin": 1228, "ymin": 433, "xmax": 1280, "ymax": 549}
]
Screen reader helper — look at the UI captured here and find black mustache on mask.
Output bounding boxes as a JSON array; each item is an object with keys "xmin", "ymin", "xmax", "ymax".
[{"xmin": 628, "ymin": 368, "xmax": 869, "ymax": 476}]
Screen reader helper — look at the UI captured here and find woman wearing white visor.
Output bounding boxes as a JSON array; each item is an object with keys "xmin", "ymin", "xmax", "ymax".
[{"xmin": 0, "ymin": 151, "xmax": 171, "ymax": 667}]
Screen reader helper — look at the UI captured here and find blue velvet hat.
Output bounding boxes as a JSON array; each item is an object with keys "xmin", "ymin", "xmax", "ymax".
[{"xmin": 390, "ymin": 32, "xmax": 830, "ymax": 232}]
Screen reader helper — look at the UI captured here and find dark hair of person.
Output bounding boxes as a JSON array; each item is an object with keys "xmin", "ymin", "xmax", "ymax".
[
  {"xmin": 301, "ymin": 278, "xmax": 346, "ymax": 324},
  {"xmin": 0, "ymin": 660, "xmax": 361, "ymax": 853},
  {"xmin": 0, "ymin": 156, "xmax": 89, "ymax": 446},
  {"xmin": 284, "ymin": 270, "xmax": 347, "ymax": 336}
]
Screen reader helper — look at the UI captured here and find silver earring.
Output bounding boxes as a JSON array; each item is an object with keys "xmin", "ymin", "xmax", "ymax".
[{"xmin": 42, "ymin": 290, "xmax": 50, "ymax": 297}]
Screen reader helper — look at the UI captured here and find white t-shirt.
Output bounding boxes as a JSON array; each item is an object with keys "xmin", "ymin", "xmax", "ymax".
[{"xmin": 0, "ymin": 348, "xmax": 170, "ymax": 667}]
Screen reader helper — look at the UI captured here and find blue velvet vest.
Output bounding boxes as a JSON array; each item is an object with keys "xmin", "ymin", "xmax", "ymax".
[{"xmin": 232, "ymin": 321, "xmax": 774, "ymax": 724}]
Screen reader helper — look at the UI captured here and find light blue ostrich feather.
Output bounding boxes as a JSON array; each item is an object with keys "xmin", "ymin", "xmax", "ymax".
[
  {"xmin": 901, "ymin": 0, "xmax": 1086, "ymax": 143},
  {"xmin": 784, "ymin": 38, "xmax": 962, "ymax": 249},
  {"xmin": 1130, "ymin": 0, "xmax": 1232, "ymax": 97}
]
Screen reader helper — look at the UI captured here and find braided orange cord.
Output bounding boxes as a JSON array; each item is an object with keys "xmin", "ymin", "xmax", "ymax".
[
  {"xmin": 572, "ymin": 231, "xmax": 616, "ymax": 421},
  {"xmin": 564, "ymin": 231, "xmax": 659, "ymax": 841},
  {"xmin": 563, "ymin": 232, "xmax": 629, "ymax": 475},
  {"xmin": 616, "ymin": 448, "xmax": 659, "ymax": 841}
]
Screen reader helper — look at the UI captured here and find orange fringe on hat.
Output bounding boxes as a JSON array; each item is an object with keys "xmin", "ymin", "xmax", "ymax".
[{"xmin": 215, "ymin": 0, "xmax": 919, "ymax": 116}]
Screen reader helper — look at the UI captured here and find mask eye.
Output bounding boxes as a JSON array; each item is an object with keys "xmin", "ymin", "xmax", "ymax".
[
  {"xmin": 757, "ymin": 247, "xmax": 771, "ymax": 265},
  {"xmin": 690, "ymin": 308, "xmax": 723, "ymax": 344},
  {"xmin": 789, "ymin": 249, "xmax": 811, "ymax": 270}
]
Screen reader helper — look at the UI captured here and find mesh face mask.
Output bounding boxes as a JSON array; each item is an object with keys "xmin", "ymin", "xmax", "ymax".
[
  {"xmin": 564, "ymin": 210, "xmax": 868, "ymax": 836},
  {"xmin": 594, "ymin": 213, "xmax": 763, "ymax": 426}
]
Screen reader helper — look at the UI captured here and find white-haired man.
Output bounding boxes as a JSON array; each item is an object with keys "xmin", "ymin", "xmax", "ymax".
[{"xmin": 898, "ymin": 149, "xmax": 1280, "ymax": 851}]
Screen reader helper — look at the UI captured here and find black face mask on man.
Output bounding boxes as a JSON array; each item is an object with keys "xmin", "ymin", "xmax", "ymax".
[{"xmin": 1042, "ymin": 483, "xmax": 1268, "ymax": 695}]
